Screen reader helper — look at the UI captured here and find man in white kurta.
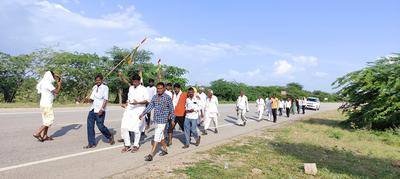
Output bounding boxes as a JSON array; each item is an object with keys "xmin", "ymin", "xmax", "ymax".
[
  {"xmin": 121, "ymin": 74, "xmax": 149, "ymax": 152},
  {"xmin": 236, "ymin": 91, "xmax": 249, "ymax": 126},
  {"xmin": 203, "ymin": 90, "xmax": 219, "ymax": 135},
  {"xmin": 256, "ymin": 96, "xmax": 265, "ymax": 121},
  {"xmin": 198, "ymin": 87, "xmax": 207, "ymax": 123}
]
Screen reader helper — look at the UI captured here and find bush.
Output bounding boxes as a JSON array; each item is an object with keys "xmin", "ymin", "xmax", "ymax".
[{"xmin": 333, "ymin": 54, "xmax": 400, "ymax": 130}]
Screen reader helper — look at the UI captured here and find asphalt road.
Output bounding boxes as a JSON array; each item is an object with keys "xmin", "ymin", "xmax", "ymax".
[{"xmin": 0, "ymin": 103, "xmax": 340, "ymax": 179}]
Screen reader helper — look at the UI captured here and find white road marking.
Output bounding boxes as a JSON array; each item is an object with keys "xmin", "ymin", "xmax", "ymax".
[{"xmin": 0, "ymin": 145, "xmax": 123, "ymax": 172}]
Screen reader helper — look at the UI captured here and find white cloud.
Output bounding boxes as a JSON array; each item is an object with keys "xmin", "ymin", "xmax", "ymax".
[
  {"xmin": 0, "ymin": 0, "xmax": 157, "ymax": 54},
  {"xmin": 0, "ymin": 0, "xmax": 327, "ymax": 89},
  {"xmin": 117, "ymin": 4, "xmax": 123, "ymax": 10},
  {"xmin": 314, "ymin": 71, "xmax": 328, "ymax": 78},
  {"xmin": 274, "ymin": 60, "xmax": 293, "ymax": 75},
  {"xmin": 154, "ymin": 37, "xmax": 174, "ymax": 43},
  {"xmin": 292, "ymin": 55, "xmax": 318, "ymax": 66},
  {"xmin": 61, "ymin": 0, "xmax": 80, "ymax": 4}
]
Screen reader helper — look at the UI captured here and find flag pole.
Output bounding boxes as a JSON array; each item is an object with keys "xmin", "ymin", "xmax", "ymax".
[
  {"xmin": 82, "ymin": 37, "xmax": 147, "ymax": 103},
  {"xmin": 105, "ymin": 37, "xmax": 147, "ymax": 79},
  {"xmin": 157, "ymin": 58, "xmax": 161, "ymax": 82}
]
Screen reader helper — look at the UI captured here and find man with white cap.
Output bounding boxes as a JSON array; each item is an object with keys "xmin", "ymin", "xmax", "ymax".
[{"xmin": 33, "ymin": 71, "xmax": 61, "ymax": 142}]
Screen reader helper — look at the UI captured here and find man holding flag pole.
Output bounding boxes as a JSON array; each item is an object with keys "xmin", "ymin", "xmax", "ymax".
[{"xmin": 83, "ymin": 37, "xmax": 147, "ymax": 147}]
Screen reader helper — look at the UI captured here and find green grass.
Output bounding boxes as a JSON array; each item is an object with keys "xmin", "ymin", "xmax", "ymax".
[{"xmin": 176, "ymin": 111, "xmax": 400, "ymax": 178}]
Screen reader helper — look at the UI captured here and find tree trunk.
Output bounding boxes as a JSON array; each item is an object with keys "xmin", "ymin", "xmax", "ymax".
[{"xmin": 118, "ymin": 89, "xmax": 123, "ymax": 105}]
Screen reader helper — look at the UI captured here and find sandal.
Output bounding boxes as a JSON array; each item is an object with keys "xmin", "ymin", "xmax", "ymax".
[
  {"xmin": 42, "ymin": 136, "xmax": 54, "ymax": 141},
  {"xmin": 83, "ymin": 145, "xmax": 96, "ymax": 149},
  {"xmin": 131, "ymin": 146, "xmax": 139, "ymax": 153},
  {"xmin": 33, "ymin": 134, "xmax": 44, "ymax": 142},
  {"xmin": 159, "ymin": 150, "xmax": 168, "ymax": 156},
  {"xmin": 144, "ymin": 154, "xmax": 153, "ymax": 161},
  {"xmin": 121, "ymin": 146, "xmax": 131, "ymax": 153}
]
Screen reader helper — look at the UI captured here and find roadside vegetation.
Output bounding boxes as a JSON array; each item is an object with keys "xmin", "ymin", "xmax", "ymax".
[
  {"xmin": 176, "ymin": 110, "xmax": 400, "ymax": 178},
  {"xmin": 333, "ymin": 54, "xmax": 400, "ymax": 130}
]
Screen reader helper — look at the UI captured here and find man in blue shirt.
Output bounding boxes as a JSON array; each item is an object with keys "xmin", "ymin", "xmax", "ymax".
[{"xmin": 140, "ymin": 82, "xmax": 175, "ymax": 161}]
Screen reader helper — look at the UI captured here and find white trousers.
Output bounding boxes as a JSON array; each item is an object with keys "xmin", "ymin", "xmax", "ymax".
[
  {"xmin": 266, "ymin": 111, "xmax": 272, "ymax": 121},
  {"xmin": 258, "ymin": 109, "xmax": 264, "ymax": 120},
  {"xmin": 121, "ymin": 128, "xmax": 141, "ymax": 147},
  {"xmin": 237, "ymin": 109, "xmax": 247, "ymax": 125},
  {"xmin": 204, "ymin": 114, "xmax": 218, "ymax": 130}
]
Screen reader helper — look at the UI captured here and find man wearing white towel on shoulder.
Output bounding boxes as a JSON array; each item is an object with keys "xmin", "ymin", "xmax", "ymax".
[{"xmin": 33, "ymin": 71, "xmax": 61, "ymax": 142}]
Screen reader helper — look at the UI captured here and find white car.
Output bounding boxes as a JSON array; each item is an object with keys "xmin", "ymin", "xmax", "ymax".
[{"xmin": 306, "ymin": 97, "xmax": 320, "ymax": 110}]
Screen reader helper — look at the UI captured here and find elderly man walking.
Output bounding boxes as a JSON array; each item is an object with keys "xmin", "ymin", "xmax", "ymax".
[
  {"xmin": 33, "ymin": 71, "xmax": 61, "ymax": 142},
  {"xmin": 236, "ymin": 90, "xmax": 249, "ymax": 126},
  {"xmin": 202, "ymin": 89, "xmax": 219, "ymax": 135}
]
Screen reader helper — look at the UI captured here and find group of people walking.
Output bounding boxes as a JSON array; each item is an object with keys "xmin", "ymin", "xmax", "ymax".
[
  {"xmin": 238, "ymin": 91, "xmax": 308, "ymax": 126},
  {"xmin": 33, "ymin": 71, "xmax": 309, "ymax": 162},
  {"xmin": 33, "ymin": 71, "xmax": 220, "ymax": 162}
]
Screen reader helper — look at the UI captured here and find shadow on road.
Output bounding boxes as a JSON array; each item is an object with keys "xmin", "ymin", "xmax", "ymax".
[
  {"xmin": 96, "ymin": 128, "xmax": 117, "ymax": 144},
  {"xmin": 51, "ymin": 124, "xmax": 82, "ymax": 138}
]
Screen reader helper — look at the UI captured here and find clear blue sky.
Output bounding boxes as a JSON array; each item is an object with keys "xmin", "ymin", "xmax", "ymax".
[{"xmin": 1, "ymin": 0, "xmax": 399, "ymax": 92}]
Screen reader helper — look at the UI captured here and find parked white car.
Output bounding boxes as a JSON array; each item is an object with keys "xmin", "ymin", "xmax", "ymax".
[{"xmin": 306, "ymin": 97, "xmax": 320, "ymax": 110}]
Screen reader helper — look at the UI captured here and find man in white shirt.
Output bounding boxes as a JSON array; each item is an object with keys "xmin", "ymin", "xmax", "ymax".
[
  {"xmin": 285, "ymin": 98, "xmax": 292, "ymax": 118},
  {"xmin": 182, "ymin": 87, "xmax": 202, "ymax": 149},
  {"xmin": 144, "ymin": 79, "xmax": 157, "ymax": 132},
  {"xmin": 120, "ymin": 74, "xmax": 149, "ymax": 153},
  {"xmin": 83, "ymin": 74, "xmax": 115, "ymax": 149},
  {"xmin": 278, "ymin": 99, "xmax": 284, "ymax": 116},
  {"xmin": 256, "ymin": 96, "xmax": 265, "ymax": 121},
  {"xmin": 165, "ymin": 82, "xmax": 173, "ymax": 98},
  {"xmin": 198, "ymin": 87, "xmax": 207, "ymax": 123},
  {"xmin": 203, "ymin": 90, "xmax": 219, "ymax": 135},
  {"xmin": 33, "ymin": 71, "xmax": 61, "ymax": 142},
  {"xmin": 236, "ymin": 90, "xmax": 249, "ymax": 126}
]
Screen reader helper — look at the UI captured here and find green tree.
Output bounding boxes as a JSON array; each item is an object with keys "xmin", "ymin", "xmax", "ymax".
[
  {"xmin": 39, "ymin": 51, "xmax": 109, "ymax": 102},
  {"xmin": 333, "ymin": 54, "xmax": 400, "ymax": 130},
  {"xmin": 0, "ymin": 52, "xmax": 34, "ymax": 102},
  {"xmin": 286, "ymin": 82, "xmax": 303, "ymax": 91}
]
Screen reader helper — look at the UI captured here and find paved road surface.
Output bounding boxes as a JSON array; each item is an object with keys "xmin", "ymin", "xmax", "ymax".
[{"xmin": 0, "ymin": 103, "xmax": 340, "ymax": 179}]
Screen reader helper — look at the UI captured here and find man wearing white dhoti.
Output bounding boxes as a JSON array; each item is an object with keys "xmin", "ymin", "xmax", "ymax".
[
  {"xmin": 120, "ymin": 74, "xmax": 149, "ymax": 153},
  {"xmin": 256, "ymin": 96, "xmax": 265, "ymax": 121},
  {"xmin": 203, "ymin": 90, "xmax": 219, "ymax": 135}
]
